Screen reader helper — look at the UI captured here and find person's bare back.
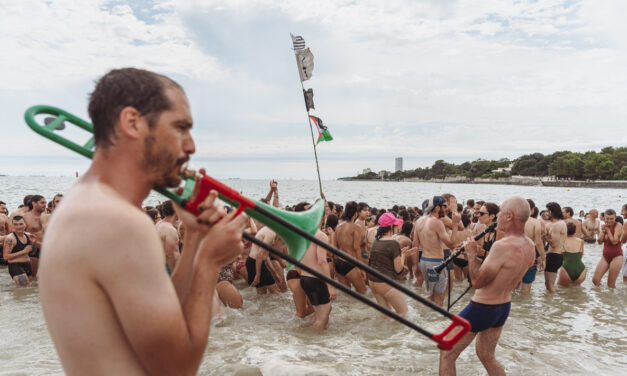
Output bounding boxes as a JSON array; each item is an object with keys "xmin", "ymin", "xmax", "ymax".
[
  {"xmin": 546, "ymin": 220, "xmax": 567, "ymax": 254},
  {"xmin": 40, "ymin": 179, "xmax": 162, "ymax": 375},
  {"xmin": 335, "ymin": 221, "xmax": 362, "ymax": 259}
]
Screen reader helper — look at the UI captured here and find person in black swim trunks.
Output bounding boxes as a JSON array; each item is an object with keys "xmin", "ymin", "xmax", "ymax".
[
  {"xmin": 440, "ymin": 197, "xmax": 535, "ymax": 376},
  {"xmin": 544, "ymin": 202, "xmax": 567, "ymax": 293},
  {"xmin": 2, "ymin": 216, "xmax": 33, "ymax": 287},
  {"xmin": 298, "ymin": 202, "xmax": 336, "ymax": 329},
  {"xmin": 334, "ymin": 201, "xmax": 368, "ymax": 294},
  {"xmin": 521, "ymin": 199, "xmax": 546, "ymax": 294}
]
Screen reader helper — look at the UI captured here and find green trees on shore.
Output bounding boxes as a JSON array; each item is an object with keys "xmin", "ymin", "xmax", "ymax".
[
  {"xmin": 354, "ymin": 146, "xmax": 627, "ymax": 181},
  {"xmin": 516, "ymin": 146, "xmax": 627, "ymax": 180}
]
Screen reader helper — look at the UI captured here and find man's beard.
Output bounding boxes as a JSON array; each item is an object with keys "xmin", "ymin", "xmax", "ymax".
[{"xmin": 142, "ymin": 134, "xmax": 187, "ymax": 188}]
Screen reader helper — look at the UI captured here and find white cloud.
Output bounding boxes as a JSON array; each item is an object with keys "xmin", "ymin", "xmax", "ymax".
[
  {"xmin": 1, "ymin": 0, "xmax": 626, "ymax": 179},
  {"xmin": 0, "ymin": 0, "xmax": 227, "ymax": 91}
]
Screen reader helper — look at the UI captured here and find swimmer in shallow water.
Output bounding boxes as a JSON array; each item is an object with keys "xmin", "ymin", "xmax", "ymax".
[
  {"xmin": 558, "ymin": 222, "xmax": 587, "ymax": 287},
  {"xmin": 521, "ymin": 199, "xmax": 545, "ymax": 294},
  {"xmin": 334, "ymin": 201, "xmax": 368, "ymax": 294},
  {"xmin": 592, "ymin": 209, "xmax": 623, "ymax": 288},
  {"xmin": 439, "ymin": 197, "xmax": 535, "ymax": 376},
  {"xmin": 3, "ymin": 215, "xmax": 33, "ymax": 287},
  {"xmin": 297, "ymin": 202, "xmax": 336, "ymax": 329},
  {"xmin": 543, "ymin": 202, "xmax": 567, "ymax": 293}
]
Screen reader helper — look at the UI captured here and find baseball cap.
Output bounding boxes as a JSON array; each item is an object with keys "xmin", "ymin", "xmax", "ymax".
[
  {"xmin": 378, "ymin": 212, "xmax": 404, "ymax": 227},
  {"xmin": 423, "ymin": 196, "xmax": 446, "ymax": 214}
]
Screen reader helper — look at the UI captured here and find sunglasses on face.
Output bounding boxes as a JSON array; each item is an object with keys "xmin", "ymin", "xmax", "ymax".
[{"xmin": 478, "ymin": 211, "xmax": 488, "ymax": 216}]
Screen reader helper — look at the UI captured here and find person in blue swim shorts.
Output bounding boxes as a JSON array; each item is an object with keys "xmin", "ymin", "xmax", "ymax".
[{"xmin": 439, "ymin": 197, "xmax": 535, "ymax": 376}]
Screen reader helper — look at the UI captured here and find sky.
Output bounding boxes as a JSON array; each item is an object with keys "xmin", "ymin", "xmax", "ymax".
[{"xmin": 1, "ymin": 0, "xmax": 626, "ymax": 179}]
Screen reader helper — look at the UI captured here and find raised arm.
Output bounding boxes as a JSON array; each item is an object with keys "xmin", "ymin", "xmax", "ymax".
[
  {"xmin": 435, "ymin": 214, "xmax": 460, "ymax": 249},
  {"xmin": 270, "ymin": 180, "xmax": 279, "ymax": 208}
]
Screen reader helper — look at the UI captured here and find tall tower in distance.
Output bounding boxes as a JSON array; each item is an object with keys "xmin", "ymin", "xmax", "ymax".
[{"xmin": 395, "ymin": 157, "xmax": 403, "ymax": 172}]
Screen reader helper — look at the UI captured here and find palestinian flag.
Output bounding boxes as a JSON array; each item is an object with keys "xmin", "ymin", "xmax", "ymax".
[{"xmin": 309, "ymin": 116, "xmax": 333, "ymax": 144}]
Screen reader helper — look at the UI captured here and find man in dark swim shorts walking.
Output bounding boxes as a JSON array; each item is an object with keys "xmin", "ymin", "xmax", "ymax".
[{"xmin": 440, "ymin": 197, "xmax": 535, "ymax": 375}]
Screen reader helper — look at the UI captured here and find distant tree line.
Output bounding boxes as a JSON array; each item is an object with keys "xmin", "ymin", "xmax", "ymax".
[{"xmin": 353, "ymin": 146, "xmax": 627, "ymax": 181}]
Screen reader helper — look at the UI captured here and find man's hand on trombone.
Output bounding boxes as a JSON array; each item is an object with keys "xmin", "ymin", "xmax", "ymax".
[{"xmin": 174, "ymin": 189, "xmax": 248, "ymax": 268}]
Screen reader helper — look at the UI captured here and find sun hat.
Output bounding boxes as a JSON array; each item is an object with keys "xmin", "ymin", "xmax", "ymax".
[
  {"xmin": 378, "ymin": 212, "xmax": 404, "ymax": 227},
  {"xmin": 423, "ymin": 196, "xmax": 447, "ymax": 214}
]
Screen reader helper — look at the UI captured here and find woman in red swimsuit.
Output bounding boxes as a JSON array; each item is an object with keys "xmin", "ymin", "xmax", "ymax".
[{"xmin": 592, "ymin": 209, "xmax": 624, "ymax": 288}]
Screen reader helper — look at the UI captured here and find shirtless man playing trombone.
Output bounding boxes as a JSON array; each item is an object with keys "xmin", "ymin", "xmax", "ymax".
[{"xmin": 39, "ymin": 68, "xmax": 247, "ymax": 376}]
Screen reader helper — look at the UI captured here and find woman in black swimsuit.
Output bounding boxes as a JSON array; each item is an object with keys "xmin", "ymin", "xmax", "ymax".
[{"xmin": 476, "ymin": 203, "xmax": 500, "ymax": 259}]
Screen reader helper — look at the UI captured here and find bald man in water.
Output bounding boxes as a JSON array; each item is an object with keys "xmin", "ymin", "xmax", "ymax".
[{"xmin": 440, "ymin": 197, "xmax": 535, "ymax": 376}]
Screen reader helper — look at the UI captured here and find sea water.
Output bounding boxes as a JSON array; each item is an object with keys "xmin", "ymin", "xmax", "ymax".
[{"xmin": 0, "ymin": 176, "xmax": 625, "ymax": 375}]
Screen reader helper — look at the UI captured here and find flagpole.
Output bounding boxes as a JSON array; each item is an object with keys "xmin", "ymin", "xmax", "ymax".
[
  {"xmin": 291, "ymin": 36, "xmax": 324, "ymax": 197},
  {"xmin": 301, "ymin": 81, "xmax": 324, "ymax": 196}
]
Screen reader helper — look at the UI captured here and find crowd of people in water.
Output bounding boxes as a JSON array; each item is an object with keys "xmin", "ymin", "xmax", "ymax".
[
  {"xmin": 136, "ymin": 184, "xmax": 623, "ymax": 323},
  {"xmin": 3, "ymin": 183, "xmax": 625, "ymax": 308},
  {"xmin": 1, "ymin": 183, "xmax": 626, "ymax": 374}
]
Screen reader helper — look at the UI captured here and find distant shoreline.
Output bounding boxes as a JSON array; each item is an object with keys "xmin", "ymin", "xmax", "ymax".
[{"xmin": 338, "ymin": 176, "xmax": 627, "ymax": 189}]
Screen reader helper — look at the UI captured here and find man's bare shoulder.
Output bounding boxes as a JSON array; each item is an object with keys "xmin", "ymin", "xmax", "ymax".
[
  {"xmin": 426, "ymin": 217, "xmax": 443, "ymax": 231},
  {"xmin": 493, "ymin": 234, "xmax": 534, "ymax": 256},
  {"xmin": 44, "ymin": 182, "xmax": 159, "ymax": 257}
]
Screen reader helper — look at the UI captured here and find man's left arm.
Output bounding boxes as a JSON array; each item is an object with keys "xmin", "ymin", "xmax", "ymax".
[{"xmin": 466, "ymin": 240, "xmax": 503, "ymax": 289}]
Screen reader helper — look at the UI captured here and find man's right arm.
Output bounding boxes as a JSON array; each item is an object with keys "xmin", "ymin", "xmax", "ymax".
[{"xmin": 436, "ymin": 217, "xmax": 459, "ymax": 249}]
